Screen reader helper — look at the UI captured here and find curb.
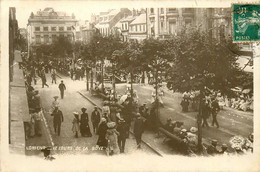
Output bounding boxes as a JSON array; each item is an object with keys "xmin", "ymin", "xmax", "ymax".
[{"xmin": 77, "ymin": 91, "xmax": 163, "ymax": 157}]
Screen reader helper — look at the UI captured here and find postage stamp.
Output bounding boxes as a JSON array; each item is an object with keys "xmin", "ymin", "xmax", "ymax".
[{"xmin": 232, "ymin": 3, "xmax": 260, "ymax": 43}]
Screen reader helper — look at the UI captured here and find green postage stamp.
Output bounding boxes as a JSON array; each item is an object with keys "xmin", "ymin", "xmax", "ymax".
[{"xmin": 232, "ymin": 3, "xmax": 260, "ymax": 42}]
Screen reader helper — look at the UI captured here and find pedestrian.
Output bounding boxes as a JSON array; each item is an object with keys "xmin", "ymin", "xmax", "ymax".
[
  {"xmin": 207, "ymin": 140, "xmax": 219, "ymax": 155},
  {"xmin": 51, "ymin": 106, "xmax": 64, "ymax": 136},
  {"xmin": 91, "ymin": 106, "xmax": 101, "ymax": 134},
  {"xmin": 33, "ymin": 107, "xmax": 42, "ymax": 136},
  {"xmin": 31, "ymin": 90, "xmax": 41, "ymax": 110},
  {"xmin": 117, "ymin": 118, "xmax": 128, "ymax": 153},
  {"xmin": 51, "ymin": 68, "xmax": 57, "ymax": 84},
  {"xmin": 80, "ymin": 108, "xmax": 92, "ymax": 137},
  {"xmin": 201, "ymin": 100, "xmax": 210, "ymax": 128},
  {"xmin": 211, "ymin": 98, "xmax": 220, "ymax": 128},
  {"xmin": 97, "ymin": 118, "xmax": 108, "ymax": 149},
  {"xmin": 72, "ymin": 112, "xmax": 80, "ymax": 138},
  {"xmin": 58, "ymin": 80, "xmax": 66, "ymax": 99},
  {"xmin": 41, "ymin": 72, "xmax": 49, "ymax": 88},
  {"xmin": 134, "ymin": 113, "xmax": 144, "ymax": 149},
  {"xmin": 102, "ymin": 101, "xmax": 110, "ymax": 120},
  {"xmin": 105, "ymin": 122, "xmax": 119, "ymax": 155},
  {"xmin": 51, "ymin": 96, "xmax": 59, "ymax": 112}
]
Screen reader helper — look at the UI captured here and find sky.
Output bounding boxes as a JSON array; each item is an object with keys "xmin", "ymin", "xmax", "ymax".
[
  {"xmin": 7, "ymin": 0, "xmax": 236, "ymax": 28},
  {"xmin": 13, "ymin": 1, "xmax": 117, "ymax": 28}
]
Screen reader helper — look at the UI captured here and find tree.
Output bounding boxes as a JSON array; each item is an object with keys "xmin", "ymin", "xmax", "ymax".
[
  {"xmin": 52, "ymin": 35, "xmax": 73, "ymax": 59},
  {"xmin": 166, "ymin": 28, "xmax": 242, "ymax": 153},
  {"xmin": 141, "ymin": 38, "xmax": 172, "ymax": 132}
]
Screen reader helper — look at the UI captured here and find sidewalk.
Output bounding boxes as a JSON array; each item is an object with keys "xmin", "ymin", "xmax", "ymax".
[{"xmin": 9, "ymin": 50, "xmax": 50, "ymax": 156}]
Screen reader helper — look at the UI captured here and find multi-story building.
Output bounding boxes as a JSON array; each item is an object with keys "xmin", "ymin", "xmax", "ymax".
[
  {"xmin": 119, "ymin": 16, "xmax": 136, "ymax": 41},
  {"xmin": 9, "ymin": 7, "xmax": 18, "ymax": 82},
  {"xmin": 27, "ymin": 7, "xmax": 78, "ymax": 48},
  {"xmin": 146, "ymin": 8, "xmax": 232, "ymax": 40},
  {"xmin": 95, "ymin": 8, "xmax": 131, "ymax": 36},
  {"xmin": 128, "ymin": 13, "xmax": 147, "ymax": 42}
]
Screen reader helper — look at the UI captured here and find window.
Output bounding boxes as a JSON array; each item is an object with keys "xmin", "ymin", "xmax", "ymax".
[
  {"xmin": 183, "ymin": 8, "xmax": 194, "ymax": 13},
  {"xmin": 139, "ymin": 25, "xmax": 142, "ymax": 31},
  {"xmin": 143, "ymin": 25, "xmax": 146, "ymax": 31},
  {"xmin": 67, "ymin": 27, "xmax": 71, "ymax": 31},
  {"xmin": 161, "ymin": 21, "xmax": 164, "ymax": 28},
  {"xmin": 100, "ymin": 17, "xmax": 103, "ymax": 21},
  {"xmin": 122, "ymin": 24, "xmax": 124, "ymax": 30},
  {"xmin": 135, "ymin": 25, "xmax": 137, "ymax": 32},
  {"xmin": 169, "ymin": 19, "xmax": 177, "ymax": 34},
  {"xmin": 161, "ymin": 8, "xmax": 164, "ymax": 14},
  {"xmin": 51, "ymin": 27, "xmax": 56, "ymax": 31},
  {"xmin": 36, "ymin": 35, "xmax": 41, "ymax": 44},
  {"xmin": 35, "ymin": 27, "xmax": 40, "ymax": 31},
  {"xmin": 125, "ymin": 23, "xmax": 127, "ymax": 30},
  {"xmin": 185, "ymin": 19, "xmax": 192, "ymax": 26},
  {"xmin": 168, "ymin": 8, "xmax": 177, "ymax": 13},
  {"xmin": 150, "ymin": 8, "xmax": 154, "ymax": 14},
  {"xmin": 43, "ymin": 27, "xmax": 48, "ymax": 31},
  {"xmin": 52, "ymin": 35, "xmax": 57, "ymax": 42},
  {"xmin": 44, "ymin": 35, "xmax": 49, "ymax": 43},
  {"xmin": 59, "ymin": 27, "xmax": 64, "ymax": 31}
]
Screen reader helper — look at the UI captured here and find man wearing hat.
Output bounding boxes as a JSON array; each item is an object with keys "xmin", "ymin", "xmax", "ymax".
[
  {"xmin": 211, "ymin": 98, "xmax": 220, "ymax": 128},
  {"xmin": 91, "ymin": 106, "xmax": 101, "ymax": 134},
  {"xmin": 207, "ymin": 140, "xmax": 219, "ymax": 155},
  {"xmin": 134, "ymin": 113, "xmax": 144, "ymax": 149},
  {"xmin": 117, "ymin": 118, "xmax": 128, "ymax": 153},
  {"xmin": 58, "ymin": 80, "xmax": 66, "ymax": 99},
  {"xmin": 51, "ymin": 106, "xmax": 64, "ymax": 136},
  {"xmin": 51, "ymin": 96, "xmax": 59, "ymax": 112}
]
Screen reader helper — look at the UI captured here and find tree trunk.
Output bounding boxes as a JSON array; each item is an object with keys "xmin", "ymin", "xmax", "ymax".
[
  {"xmin": 86, "ymin": 69, "xmax": 89, "ymax": 91},
  {"xmin": 155, "ymin": 69, "xmax": 159, "ymax": 132},
  {"xmin": 90, "ymin": 68, "xmax": 93, "ymax": 89},
  {"xmin": 101, "ymin": 60, "xmax": 104, "ymax": 92},
  {"xmin": 130, "ymin": 71, "xmax": 134, "ymax": 104},
  {"xmin": 197, "ymin": 90, "xmax": 203, "ymax": 154},
  {"xmin": 112, "ymin": 65, "xmax": 116, "ymax": 100}
]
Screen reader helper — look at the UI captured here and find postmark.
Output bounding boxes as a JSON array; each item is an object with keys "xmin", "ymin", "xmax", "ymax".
[{"xmin": 232, "ymin": 3, "xmax": 260, "ymax": 43}]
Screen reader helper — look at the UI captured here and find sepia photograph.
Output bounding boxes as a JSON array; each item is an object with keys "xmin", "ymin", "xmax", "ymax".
[{"xmin": 2, "ymin": 0, "xmax": 260, "ymax": 171}]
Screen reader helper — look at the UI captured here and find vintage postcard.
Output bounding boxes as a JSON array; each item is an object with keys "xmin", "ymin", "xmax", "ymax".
[{"xmin": 1, "ymin": 0, "xmax": 260, "ymax": 171}]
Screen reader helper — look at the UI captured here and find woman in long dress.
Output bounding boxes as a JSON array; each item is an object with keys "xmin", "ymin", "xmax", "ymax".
[
  {"xmin": 80, "ymin": 108, "xmax": 92, "ymax": 137},
  {"xmin": 97, "ymin": 118, "xmax": 108, "ymax": 148}
]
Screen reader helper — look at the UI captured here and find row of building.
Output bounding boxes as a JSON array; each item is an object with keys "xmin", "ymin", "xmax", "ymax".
[{"xmin": 25, "ymin": 7, "xmax": 232, "ymax": 47}]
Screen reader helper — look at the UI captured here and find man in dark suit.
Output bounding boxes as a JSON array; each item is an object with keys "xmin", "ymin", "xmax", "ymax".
[
  {"xmin": 91, "ymin": 106, "xmax": 101, "ymax": 134},
  {"xmin": 134, "ymin": 113, "xmax": 144, "ymax": 149},
  {"xmin": 51, "ymin": 106, "xmax": 64, "ymax": 136},
  {"xmin": 211, "ymin": 98, "xmax": 220, "ymax": 128},
  {"xmin": 117, "ymin": 119, "xmax": 128, "ymax": 153},
  {"xmin": 58, "ymin": 80, "xmax": 66, "ymax": 99}
]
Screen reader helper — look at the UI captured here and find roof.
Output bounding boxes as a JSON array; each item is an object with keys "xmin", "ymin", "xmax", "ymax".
[
  {"xmin": 120, "ymin": 15, "xmax": 136, "ymax": 22},
  {"xmin": 130, "ymin": 13, "xmax": 146, "ymax": 25}
]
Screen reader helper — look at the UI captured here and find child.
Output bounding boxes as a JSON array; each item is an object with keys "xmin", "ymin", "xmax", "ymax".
[{"xmin": 72, "ymin": 112, "xmax": 80, "ymax": 138}]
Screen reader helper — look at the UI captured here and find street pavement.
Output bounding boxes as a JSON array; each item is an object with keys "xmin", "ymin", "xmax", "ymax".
[
  {"xmin": 53, "ymin": 73, "xmax": 253, "ymax": 151},
  {"xmin": 27, "ymin": 70, "xmax": 253, "ymax": 155},
  {"xmin": 114, "ymin": 84, "xmax": 253, "ymax": 148},
  {"xmin": 28, "ymin": 73, "xmax": 154, "ymax": 156}
]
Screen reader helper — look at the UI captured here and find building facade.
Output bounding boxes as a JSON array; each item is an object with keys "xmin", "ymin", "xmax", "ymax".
[
  {"xmin": 128, "ymin": 13, "xmax": 147, "ymax": 42},
  {"xmin": 27, "ymin": 7, "xmax": 78, "ymax": 48},
  {"xmin": 9, "ymin": 7, "xmax": 19, "ymax": 82},
  {"xmin": 95, "ymin": 8, "xmax": 131, "ymax": 36},
  {"xmin": 146, "ymin": 8, "xmax": 232, "ymax": 40}
]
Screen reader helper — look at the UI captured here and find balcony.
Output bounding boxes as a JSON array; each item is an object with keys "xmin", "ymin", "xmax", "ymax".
[{"xmin": 182, "ymin": 8, "xmax": 195, "ymax": 17}]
